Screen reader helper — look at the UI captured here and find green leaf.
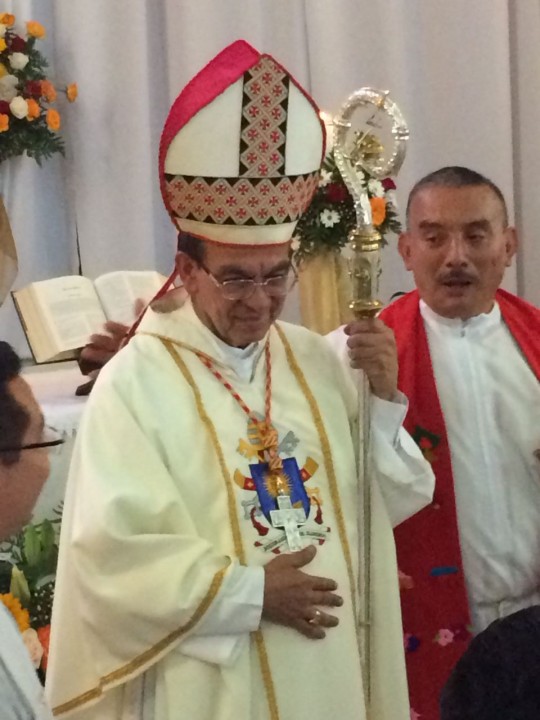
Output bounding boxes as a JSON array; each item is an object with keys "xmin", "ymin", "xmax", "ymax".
[
  {"xmin": 23, "ymin": 525, "xmax": 41, "ymax": 567},
  {"xmin": 40, "ymin": 520, "xmax": 55, "ymax": 554}
]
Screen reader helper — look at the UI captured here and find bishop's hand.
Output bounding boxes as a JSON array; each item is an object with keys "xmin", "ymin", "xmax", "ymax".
[
  {"xmin": 262, "ymin": 545, "xmax": 343, "ymax": 640},
  {"xmin": 344, "ymin": 318, "xmax": 398, "ymax": 401}
]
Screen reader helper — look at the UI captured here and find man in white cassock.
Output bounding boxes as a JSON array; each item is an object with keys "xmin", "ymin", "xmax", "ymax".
[{"xmin": 45, "ymin": 41, "xmax": 434, "ymax": 720}]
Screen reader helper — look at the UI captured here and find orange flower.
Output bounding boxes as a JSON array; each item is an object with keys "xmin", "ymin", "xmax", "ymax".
[
  {"xmin": 46, "ymin": 107, "xmax": 60, "ymax": 131},
  {"xmin": 370, "ymin": 197, "xmax": 386, "ymax": 226},
  {"xmin": 37, "ymin": 625, "xmax": 51, "ymax": 670},
  {"xmin": 0, "ymin": 13, "xmax": 15, "ymax": 27},
  {"xmin": 26, "ymin": 20, "xmax": 46, "ymax": 39},
  {"xmin": 0, "ymin": 38, "xmax": 6, "ymax": 53},
  {"xmin": 0, "ymin": 113, "xmax": 9, "ymax": 132},
  {"xmin": 40, "ymin": 79, "xmax": 57, "ymax": 103},
  {"xmin": 0, "ymin": 593, "xmax": 30, "ymax": 632},
  {"xmin": 66, "ymin": 82, "xmax": 78, "ymax": 103},
  {"xmin": 26, "ymin": 98, "xmax": 40, "ymax": 121}
]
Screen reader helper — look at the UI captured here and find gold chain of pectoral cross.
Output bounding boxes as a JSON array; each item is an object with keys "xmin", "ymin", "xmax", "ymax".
[{"xmin": 195, "ymin": 337, "xmax": 286, "ymax": 486}]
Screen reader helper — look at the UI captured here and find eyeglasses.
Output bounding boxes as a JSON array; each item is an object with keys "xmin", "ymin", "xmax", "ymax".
[
  {"xmin": 0, "ymin": 425, "xmax": 65, "ymax": 453},
  {"xmin": 199, "ymin": 262, "xmax": 297, "ymax": 301}
]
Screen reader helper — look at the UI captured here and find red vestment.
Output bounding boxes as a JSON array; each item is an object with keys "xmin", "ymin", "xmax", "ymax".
[{"xmin": 380, "ymin": 289, "xmax": 540, "ymax": 719}]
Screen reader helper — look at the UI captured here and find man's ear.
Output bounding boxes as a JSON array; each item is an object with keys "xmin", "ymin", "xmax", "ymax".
[
  {"xmin": 398, "ymin": 232, "xmax": 414, "ymax": 271},
  {"xmin": 504, "ymin": 226, "xmax": 518, "ymax": 267},
  {"xmin": 175, "ymin": 251, "xmax": 199, "ymax": 293}
]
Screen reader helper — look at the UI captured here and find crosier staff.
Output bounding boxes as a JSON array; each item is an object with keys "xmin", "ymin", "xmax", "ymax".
[{"xmin": 333, "ymin": 88, "xmax": 408, "ymax": 705}]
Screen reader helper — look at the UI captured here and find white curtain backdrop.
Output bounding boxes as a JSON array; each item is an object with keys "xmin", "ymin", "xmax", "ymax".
[{"xmin": 1, "ymin": 0, "xmax": 538, "ymax": 355}]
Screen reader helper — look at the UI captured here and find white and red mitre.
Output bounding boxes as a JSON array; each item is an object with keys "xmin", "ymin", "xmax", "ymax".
[{"xmin": 159, "ymin": 40, "xmax": 325, "ymax": 246}]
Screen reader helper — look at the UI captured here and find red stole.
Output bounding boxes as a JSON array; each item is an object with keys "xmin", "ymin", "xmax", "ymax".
[{"xmin": 380, "ymin": 289, "xmax": 540, "ymax": 720}]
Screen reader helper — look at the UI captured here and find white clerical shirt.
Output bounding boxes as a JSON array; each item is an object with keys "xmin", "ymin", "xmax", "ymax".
[{"xmin": 421, "ymin": 300, "xmax": 540, "ymax": 632}]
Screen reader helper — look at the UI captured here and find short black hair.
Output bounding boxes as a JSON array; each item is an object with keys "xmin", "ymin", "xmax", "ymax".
[
  {"xmin": 406, "ymin": 166, "xmax": 508, "ymax": 227},
  {"xmin": 177, "ymin": 232, "xmax": 206, "ymax": 264},
  {"xmin": 0, "ymin": 341, "xmax": 29, "ymax": 465},
  {"xmin": 440, "ymin": 606, "xmax": 540, "ymax": 720}
]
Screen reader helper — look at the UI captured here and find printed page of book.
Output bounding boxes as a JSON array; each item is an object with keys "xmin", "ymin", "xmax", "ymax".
[
  {"xmin": 94, "ymin": 271, "xmax": 167, "ymax": 325},
  {"xmin": 34, "ymin": 276, "xmax": 108, "ymax": 352}
]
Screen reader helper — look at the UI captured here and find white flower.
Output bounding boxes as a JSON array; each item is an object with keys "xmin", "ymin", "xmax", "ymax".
[
  {"xmin": 368, "ymin": 179, "xmax": 385, "ymax": 198},
  {"xmin": 320, "ymin": 209, "xmax": 341, "ymax": 228},
  {"xmin": 22, "ymin": 628, "xmax": 44, "ymax": 669},
  {"xmin": 319, "ymin": 169, "xmax": 333, "ymax": 188},
  {"xmin": 0, "ymin": 24, "xmax": 7, "ymax": 38},
  {"xmin": 9, "ymin": 96, "xmax": 28, "ymax": 119},
  {"xmin": 355, "ymin": 166, "xmax": 367, "ymax": 183},
  {"xmin": 9, "ymin": 52, "xmax": 29, "ymax": 71},
  {"xmin": 0, "ymin": 74, "xmax": 18, "ymax": 102},
  {"xmin": 385, "ymin": 190, "xmax": 397, "ymax": 208},
  {"xmin": 290, "ymin": 237, "xmax": 300, "ymax": 252}
]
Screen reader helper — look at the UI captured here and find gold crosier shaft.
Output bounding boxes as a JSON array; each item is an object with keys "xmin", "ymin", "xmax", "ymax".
[
  {"xmin": 333, "ymin": 88, "xmax": 408, "ymax": 709},
  {"xmin": 347, "ymin": 225, "xmax": 382, "ymax": 708}
]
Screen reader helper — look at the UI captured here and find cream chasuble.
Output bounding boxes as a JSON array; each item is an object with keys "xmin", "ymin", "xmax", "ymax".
[{"xmin": 46, "ymin": 300, "xmax": 433, "ymax": 720}]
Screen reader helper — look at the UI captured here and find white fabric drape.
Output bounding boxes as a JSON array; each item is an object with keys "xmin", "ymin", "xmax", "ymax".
[{"xmin": 1, "ymin": 0, "xmax": 538, "ymax": 355}]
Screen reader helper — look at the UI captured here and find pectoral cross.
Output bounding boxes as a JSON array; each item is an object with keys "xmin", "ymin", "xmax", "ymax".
[{"xmin": 270, "ymin": 491, "xmax": 307, "ymax": 551}]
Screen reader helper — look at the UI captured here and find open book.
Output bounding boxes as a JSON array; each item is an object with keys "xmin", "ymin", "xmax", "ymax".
[{"xmin": 12, "ymin": 270, "xmax": 167, "ymax": 364}]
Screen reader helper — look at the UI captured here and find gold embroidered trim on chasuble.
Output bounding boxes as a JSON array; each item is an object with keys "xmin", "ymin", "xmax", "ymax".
[
  {"xmin": 53, "ymin": 561, "xmax": 229, "ymax": 716},
  {"xmin": 161, "ymin": 338, "xmax": 280, "ymax": 720},
  {"xmin": 274, "ymin": 326, "xmax": 360, "ymax": 626}
]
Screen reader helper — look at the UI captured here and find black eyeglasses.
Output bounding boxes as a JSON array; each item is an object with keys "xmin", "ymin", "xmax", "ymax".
[
  {"xmin": 0, "ymin": 425, "xmax": 65, "ymax": 453},
  {"xmin": 199, "ymin": 262, "xmax": 297, "ymax": 301}
]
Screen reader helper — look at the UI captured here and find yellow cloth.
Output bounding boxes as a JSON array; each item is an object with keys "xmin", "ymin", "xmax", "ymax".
[{"xmin": 298, "ymin": 251, "xmax": 353, "ymax": 334}]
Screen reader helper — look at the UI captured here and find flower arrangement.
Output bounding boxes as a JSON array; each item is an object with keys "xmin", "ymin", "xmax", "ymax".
[
  {"xmin": 0, "ymin": 504, "xmax": 63, "ymax": 679},
  {"xmin": 292, "ymin": 138, "xmax": 402, "ymax": 265},
  {"xmin": 0, "ymin": 13, "xmax": 77, "ymax": 165}
]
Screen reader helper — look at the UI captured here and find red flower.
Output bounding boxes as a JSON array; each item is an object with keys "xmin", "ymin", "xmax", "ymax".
[
  {"xmin": 9, "ymin": 35, "xmax": 27, "ymax": 52},
  {"xmin": 25, "ymin": 81, "xmax": 42, "ymax": 98},
  {"xmin": 0, "ymin": 101, "xmax": 10, "ymax": 115},
  {"xmin": 326, "ymin": 183, "xmax": 350, "ymax": 203},
  {"xmin": 419, "ymin": 437, "xmax": 433, "ymax": 450},
  {"xmin": 382, "ymin": 177, "xmax": 396, "ymax": 191}
]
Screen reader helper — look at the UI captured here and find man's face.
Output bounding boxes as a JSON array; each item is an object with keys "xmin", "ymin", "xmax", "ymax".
[
  {"xmin": 177, "ymin": 242, "xmax": 291, "ymax": 347},
  {"xmin": 398, "ymin": 185, "xmax": 517, "ymax": 319},
  {"xmin": 0, "ymin": 377, "xmax": 50, "ymax": 540}
]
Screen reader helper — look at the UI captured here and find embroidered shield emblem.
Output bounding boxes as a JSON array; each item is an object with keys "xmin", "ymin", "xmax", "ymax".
[{"xmin": 250, "ymin": 457, "xmax": 310, "ymax": 523}]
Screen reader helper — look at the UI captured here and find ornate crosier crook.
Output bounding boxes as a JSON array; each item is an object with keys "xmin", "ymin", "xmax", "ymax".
[{"xmin": 333, "ymin": 88, "xmax": 408, "ymax": 703}]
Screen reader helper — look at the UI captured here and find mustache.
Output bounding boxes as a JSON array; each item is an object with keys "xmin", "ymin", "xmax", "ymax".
[{"xmin": 438, "ymin": 270, "xmax": 477, "ymax": 284}]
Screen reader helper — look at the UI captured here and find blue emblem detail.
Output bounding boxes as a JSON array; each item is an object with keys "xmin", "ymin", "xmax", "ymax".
[
  {"xmin": 250, "ymin": 458, "xmax": 310, "ymax": 523},
  {"xmin": 430, "ymin": 566, "xmax": 459, "ymax": 577}
]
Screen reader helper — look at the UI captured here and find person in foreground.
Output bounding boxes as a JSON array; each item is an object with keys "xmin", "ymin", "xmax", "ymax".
[
  {"xmin": 0, "ymin": 341, "xmax": 62, "ymax": 719},
  {"xmin": 45, "ymin": 40, "xmax": 434, "ymax": 720},
  {"xmin": 440, "ymin": 606, "xmax": 540, "ymax": 720},
  {"xmin": 328, "ymin": 165, "xmax": 540, "ymax": 720}
]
